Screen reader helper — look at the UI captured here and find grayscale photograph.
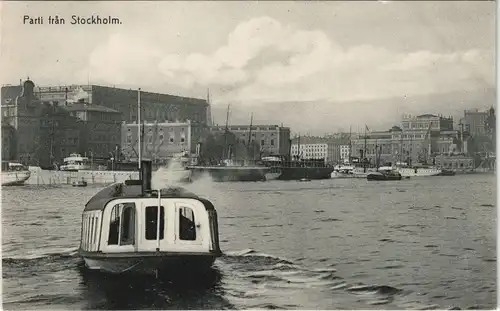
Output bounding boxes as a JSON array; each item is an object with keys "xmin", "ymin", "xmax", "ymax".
[{"xmin": 1, "ymin": 1, "xmax": 496, "ymax": 310}]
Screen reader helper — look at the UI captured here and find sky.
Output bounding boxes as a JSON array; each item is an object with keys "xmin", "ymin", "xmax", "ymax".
[{"xmin": 0, "ymin": 1, "xmax": 496, "ymax": 133}]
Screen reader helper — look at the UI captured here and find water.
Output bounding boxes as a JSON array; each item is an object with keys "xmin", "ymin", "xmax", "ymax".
[{"xmin": 2, "ymin": 174, "xmax": 496, "ymax": 310}]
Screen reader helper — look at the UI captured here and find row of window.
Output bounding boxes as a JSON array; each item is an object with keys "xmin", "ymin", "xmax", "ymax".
[{"xmin": 107, "ymin": 203, "xmax": 196, "ymax": 246}]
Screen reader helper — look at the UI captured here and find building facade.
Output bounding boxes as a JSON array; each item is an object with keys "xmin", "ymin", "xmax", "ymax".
[
  {"xmin": 62, "ymin": 102, "xmax": 122, "ymax": 159},
  {"xmin": 121, "ymin": 120, "xmax": 204, "ymax": 161},
  {"xmin": 340, "ymin": 145, "xmax": 350, "ymax": 163},
  {"xmin": 1, "ymin": 80, "xmax": 124, "ymax": 166},
  {"xmin": 209, "ymin": 125, "xmax": 291, "ymax": 157},
  {"xmin": 462, "ymin": 108, "xmax": 488, "ymax": 137},
  {"xmin": 1, "ymin": 123, "xmax": 15, "ymax": 161},
  {"xmin": 1, "ymin": 80, "xmax": 44, "ymax": 165},
  {"xmin": 290, "ymin": 136, "xmax": 344, "ymax": 164},
  {"xmin": 35, "ymin": 84, "xmax": 210, "ymax": 125}
]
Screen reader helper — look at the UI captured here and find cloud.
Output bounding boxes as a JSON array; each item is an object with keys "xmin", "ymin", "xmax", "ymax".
[
  {"xmin": 81, "ymin": 16, "xmax": 493, "ymax": 105},
  {"xmin": 153, "ymin": 16, "xmax": 494, "ymax": 104}
]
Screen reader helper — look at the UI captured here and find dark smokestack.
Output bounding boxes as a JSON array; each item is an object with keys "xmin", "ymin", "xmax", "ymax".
[{"xmin": 141, "ymin": 159, "xmax": 152, "ymax": 194}]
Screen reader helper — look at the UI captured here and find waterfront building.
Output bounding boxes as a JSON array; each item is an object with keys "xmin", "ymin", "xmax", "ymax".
[
  {"xmin": 1, "ymin": 123, "xmax": 15, "ymax": 160},
  {"xmin": 1, "ymin": 80, "xmax": 123, "ymax": 166},
  {"xmin": 62, "ymin": 102, "xmax": 122, "ymax": 160},
  {"xmin": 209, "ymin": 125, "xmax": 291, "ymax": 158},
  {"xmin": 462, "ymin": 108, "xmax": 488, "ymax": 137},
  {"xmin": 290, "ymin": 136, "xmax": 343, "ymax": 164},
  {"xmin": 121, "ymin": 120, "xmax": 206, "ymax": 162},
  {"xmin": 34, "ymin": 84, "xmax": 210, "ymax": 125},
  {"xmin": 351, "ymin": 130, "xmax": 393, "ymax": 165},
  {"xmin": 340, "ymin": 145, "xmax": 350, "ymax": 163},
  {"xmin": 1, "ymin": 80, "xmax": 44, "ymax": 165}
]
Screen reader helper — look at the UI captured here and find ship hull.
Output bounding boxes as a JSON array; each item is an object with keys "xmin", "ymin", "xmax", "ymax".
[
  {"xmin": 188, "ymin": 166, "xmax": 269, "ymax": 182},
  {"xmin": 397, "ymin": 168, "xmax": 441, "ymax": 177},
  {"xmin": 330, "ymin": 171, "xmax": 367, "ymax": 179},
  {"xmin": 1, "ymin": 171, "xmax": 31, "ymax": 186},
  {"xmin": 367, "ymin": 173, "xmax": 402, "ymax": 181},
  {"xmin": 277, "ymin": 167, "xmax": 334, "ymax": 180},
  {"xmin": 81, "ymin": 251, "xmax": 218, "ymax": 276}
]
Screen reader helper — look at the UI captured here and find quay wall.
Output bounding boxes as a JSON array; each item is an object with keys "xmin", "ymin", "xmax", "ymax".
[{"xmin": 26, "ymin": 169, "xmax": 139, "ymax": 185}]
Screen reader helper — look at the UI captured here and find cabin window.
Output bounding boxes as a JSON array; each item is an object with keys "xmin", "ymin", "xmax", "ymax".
[
  {"xmin": 108, "ymin": 205, "xmax": 121, "ymax": 245},
  {"xmin": 145, "ymin": 206, "xmax": 165, "ymax": 240},
  {"xmin": 120, "ymin": 204, "xmax": 136, "ymax": 245},
  {"xmin": 179, "ymin": 206, "xmax": 196, "ymax": 241}
]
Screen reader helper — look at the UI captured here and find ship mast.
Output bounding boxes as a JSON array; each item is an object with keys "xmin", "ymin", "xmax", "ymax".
[
  {"xmin": 223, "ymin": 104, "xmax": 230, "ymax": 160},
  {"xmin": 363, "ymin": 125, "xmax": 368, "ymax": 173},
  {"xmin": 247, "ymin": 112, "xmax": 254, "ymax": 160},
  {"xmin": 348, "ymin": 125, "xmax": 352, "ymax": 164},
  {"xmin": 138, "ymin": 88, "xmax": 142, "ymax": 170}
]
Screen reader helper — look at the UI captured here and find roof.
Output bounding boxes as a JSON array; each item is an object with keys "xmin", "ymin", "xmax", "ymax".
[
  {"xmin": 84, "ymin": 183, "xmax": 215, "ymax": 212},
  {"xmin": 62, "ymin": 102, "xmax": 120, "ymax": 113},
  {"xmin": 416, "ymin": 114, "xmax": 438, "ymax": 118}
]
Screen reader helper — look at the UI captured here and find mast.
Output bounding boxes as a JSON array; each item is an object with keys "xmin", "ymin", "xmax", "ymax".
[
  {"xmin": 375, "ymin": 139, "xmax": 378, "ymax": 170},
  {"xmin": 363, "ymin": 125, "xmax": 368, "ymax": 173},
  {"xmin": 247, "ymin": 112, "xmax": 254, "ymax": 160},
  {"xmin": 138, "ymin": 88, "xmax": 142, "ymax": 170},
  {"xmin": 223, "ymin": 104, "xmax": 230, "ymax": 159},
  {"xmin": 348, "ymin": 125, "xmax": 352, "ymax": 164},
  {"xmin": 297, "ymin": 133, "xmax": 301, "ymax": 161}
]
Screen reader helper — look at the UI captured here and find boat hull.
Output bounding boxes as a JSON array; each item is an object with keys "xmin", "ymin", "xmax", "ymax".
[
  {"xmin": 396, "ymin": 168, "xmax": 441, "ymax": 177},
  {"xmin": 277, "ymin": 167, "xmax": 334, "ymax": 180},
  {"xmin": 367, "ymin": 174, "xmax": 402, "ymax": 181},
  {"xmin": 1, "ymin": 171, "xmax": 31, "ymax": 186},
  {"xmin": 81, "ymin": 252, "xmax": 218, "ymax": 276},
  {"xmin": 330, "ymin": 171, "xmax": 367, "ymax": 179},
  {"xmin": 188, "ymin": 166, "xmax": 269, "ymax": 182}
]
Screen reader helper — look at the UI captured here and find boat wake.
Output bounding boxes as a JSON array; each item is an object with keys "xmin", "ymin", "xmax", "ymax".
[{"xmin": 219, "ymin": 248, "xmax": 456, "ymax": 310}]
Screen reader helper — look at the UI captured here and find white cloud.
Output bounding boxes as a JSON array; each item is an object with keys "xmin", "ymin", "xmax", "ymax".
[
  {"xmin": 77, "ymin": 16, "xmax": 493, "ymax": 105},
  {"xmin": 153, "ymin": 17, "xmax": 494, "ymax": 104}
]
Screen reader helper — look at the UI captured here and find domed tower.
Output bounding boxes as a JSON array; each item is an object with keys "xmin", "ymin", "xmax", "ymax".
[{"xmin": 20, "ymin": 77, "xmax": 35, "ymax": 98}]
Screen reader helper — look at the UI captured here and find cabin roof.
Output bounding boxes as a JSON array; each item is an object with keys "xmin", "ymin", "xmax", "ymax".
[{"xmin": 84, "ymin": 182, "xmax": 215, "ymax": 212}]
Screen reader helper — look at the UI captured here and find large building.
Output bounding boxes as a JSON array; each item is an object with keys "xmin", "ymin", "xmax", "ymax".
[
  {"xmin": 1, "ymin": 123, "xmax": 15, "ymax": 160},
  {"xmin": 209, "ymin": 125, "xmax": 291, "ymax": 157},
  {"xmin": 290, "ymin": 136, "xmax": 346, "ymax": 164},
  {"xmin": 34, "ymin": 84, "xmax": 210, "ymax": 125},
  {"xmin": 1, "ymin": 80, "xmax": 122, "ymax": 166},
  {"xmin": 462, "ymin": 108, "xmax": 488, "ymax": 137},
  {"xmin": 62, "ymin": 102, "xmax": 122, "ymax": 159},
  {"xmin": 351, "ymin": 114, "xmax": 458, "ymax": 166},
  {"xmin": 2, "ymin": 80, "xmax": 44, "ymax": 165},
  {"xmin": 121, "ymin": 120, "xmax": 206, "ymax": 161}
]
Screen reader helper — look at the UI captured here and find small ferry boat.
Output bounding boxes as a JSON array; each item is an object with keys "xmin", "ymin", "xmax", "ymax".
[
  {"xmin": 1, "ymin": 161, "xmax": 31, "ymax": 186},
  {"xmin": 78, "ymin": 160, "xmax": 222, "ymax": 276},
  {"xmin": 60, "ymin": 153, "xmax": 91, "ymax": 171},
  {"xmin": 72, "ymin": 178, "xmax": 88, "ymax": 187},
  {"xmin": 367, "ymin": 167, "xmax": 402, "ymax": 181}
]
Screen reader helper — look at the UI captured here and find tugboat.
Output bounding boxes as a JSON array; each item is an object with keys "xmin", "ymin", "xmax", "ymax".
[
  {"xmin": 367, "ymin": 167, "xmax": 402, "ymax": 181},
  {"xmin": 78, "ymin": 160, "xmax": 222, "ymax": 276}
]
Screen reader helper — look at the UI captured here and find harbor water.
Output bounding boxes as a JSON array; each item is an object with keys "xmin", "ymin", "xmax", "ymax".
[{"xmin": 2, "ymin": 174, "xmax": 496, "ymax": 310}]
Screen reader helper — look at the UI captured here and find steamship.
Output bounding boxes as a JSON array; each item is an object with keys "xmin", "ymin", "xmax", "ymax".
[{"xmin": 78, "ymin": 160, "xmax": 221, "ymax": 276}]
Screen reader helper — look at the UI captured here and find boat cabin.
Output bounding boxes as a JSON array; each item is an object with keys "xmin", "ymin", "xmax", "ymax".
[{"xmin": 79, "ymin": 163, "xmax": 221, "ymax": 257}]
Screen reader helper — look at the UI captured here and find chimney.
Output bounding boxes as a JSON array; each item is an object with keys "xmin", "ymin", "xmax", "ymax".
[{"xmin": 140, "ymin": 159, "xmax": 152, "ymax": 194}]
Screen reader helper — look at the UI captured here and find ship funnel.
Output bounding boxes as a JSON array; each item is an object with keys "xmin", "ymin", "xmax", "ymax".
[{"xmin": 141, "ymin": 160, "xmax": 152, "ymax": 194}]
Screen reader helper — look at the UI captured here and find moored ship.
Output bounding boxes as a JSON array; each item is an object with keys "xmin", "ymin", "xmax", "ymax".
[
  {"xmin": 1, "ymin": 162, "xmax": 31, "ymax": 186},
  {"xmin": 188, "ymin": 159, "xmax": 269, "ymax": 182}
]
